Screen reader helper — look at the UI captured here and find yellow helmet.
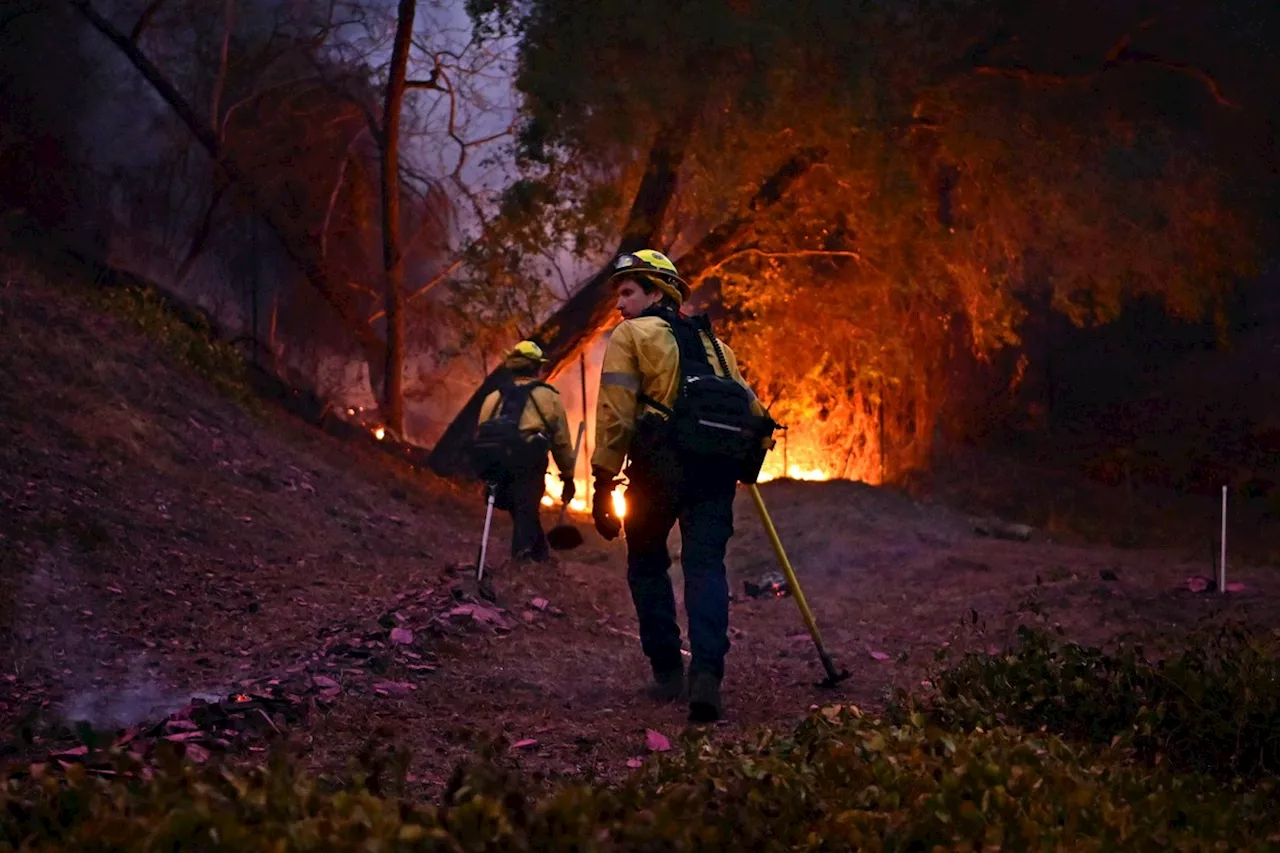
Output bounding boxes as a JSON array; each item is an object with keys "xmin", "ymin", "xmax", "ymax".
[
  {"xmin": 607, "ymin": 249, "xmax": 690, "ymax": 305},
  {"xmin": 504, "ymin": 340, "xmax": 547, "ymax": 368}
]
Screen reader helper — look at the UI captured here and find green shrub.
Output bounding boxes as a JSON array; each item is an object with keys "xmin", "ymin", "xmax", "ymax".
[
  {"xmin": 93, "ymin": 285, "xmax": 253, "ymax": 406},
  {"xmin": 4, "ymin": 709, "xmax": 1279, "ymax": 851},
  {"xmin": 896, "ymin": 623, "xmax": 1280, "ymax": 782}
]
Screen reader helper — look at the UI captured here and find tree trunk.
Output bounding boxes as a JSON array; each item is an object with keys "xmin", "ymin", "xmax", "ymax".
[
  {"xmin": 378, "ymin": 0, "xmax": 415, "ymax": 437},
  {"xmin": 70, "ymin": 0, "xmax": 389, "ymax": 386},
  {"xmin": 425, "ymin": 145, "xmax": 825, "ymax": 477}
]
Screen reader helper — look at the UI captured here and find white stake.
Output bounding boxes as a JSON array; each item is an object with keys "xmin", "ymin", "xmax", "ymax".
[{"xmin": 1220, "ymin": 485, "xmax": 1228, "ymax": 594}]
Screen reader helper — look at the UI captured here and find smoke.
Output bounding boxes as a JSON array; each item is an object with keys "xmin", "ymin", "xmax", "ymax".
[
  {"xmin": 59, "ymin": 654, "xmax": 226, "ymax": 731},
  {"xmin": 13, "ymin": 547, "xmax": 224, "ymax": 732}
]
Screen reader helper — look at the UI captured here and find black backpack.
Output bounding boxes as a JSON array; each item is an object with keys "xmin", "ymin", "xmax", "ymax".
[
  {"xmin": 471, "ymin": 381, "xmax": 553, "ymax": 482},
  {"xmin": 637, "ymin": 308, "xmax": 776, "ymax": 483}
]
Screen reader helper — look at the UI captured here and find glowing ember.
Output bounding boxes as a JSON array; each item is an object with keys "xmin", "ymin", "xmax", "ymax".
[
  {"xmin": 233, "ymin": 693, "xmax": 251, "ymax": 703},
  {"xmin": 612, "ymin": 487, "xmax": 627, "ymax": 518},
  {"xmin": 373, "ymin": 426, "xmax": 386, "ymax": 440}
]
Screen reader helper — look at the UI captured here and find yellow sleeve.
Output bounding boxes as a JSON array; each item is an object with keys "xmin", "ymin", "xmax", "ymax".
[
  {"xmin": 533, "ymin": 386, "xmax": 577, "ymax": 478},
  {"xmin": 477, "ymin": 390, "xmax": 500, "ymax": 424},
  {"xmin": 591, "ymin": 323, "xmax": 641, "ymax": 477}
]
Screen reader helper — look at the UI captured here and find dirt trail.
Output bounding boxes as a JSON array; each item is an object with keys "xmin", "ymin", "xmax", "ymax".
[{"xmin": 299, "ymin": 480, "xmax": 1280, "ymax": 791}]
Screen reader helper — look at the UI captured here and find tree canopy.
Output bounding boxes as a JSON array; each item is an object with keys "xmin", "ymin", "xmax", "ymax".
[{"xmin": 462, "ymin": 0, "xmax": 1273, "ymax": 479}]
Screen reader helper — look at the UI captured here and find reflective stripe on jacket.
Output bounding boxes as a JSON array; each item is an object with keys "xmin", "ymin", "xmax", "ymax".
[
  {"xmin": 478, "ymin": 378, "xmax": 576, "ymax": 478},
  {"xmin": 591, "ymin": 315, "xmax": 762, "ymax": 477}
]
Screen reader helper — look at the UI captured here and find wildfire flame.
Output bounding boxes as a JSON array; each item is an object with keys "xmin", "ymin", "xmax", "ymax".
[
  {"xmin": 757, "ymin": 463, "xmax": 831, "ymax": 483},
  {"xmin": 537, "ymin": 445, "xmax": 837, "ymax": 516},
  {"xmin": 541, "ymin": 471, "xmax": 626, "ymax": 516},
  {"xmin": 373, "ymin": 426, "xmax": 386, "ymax": 440}
]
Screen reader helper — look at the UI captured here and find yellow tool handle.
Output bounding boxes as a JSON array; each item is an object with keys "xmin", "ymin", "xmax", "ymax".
[{"xmin": 748, "ymin": 484, "xmax": 826, "ymax": 649}]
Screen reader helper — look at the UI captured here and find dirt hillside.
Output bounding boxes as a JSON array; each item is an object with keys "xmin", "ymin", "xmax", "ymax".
[{"xmin": 3, "ymin": 243, "xmax": 1279, "ymax": 793}]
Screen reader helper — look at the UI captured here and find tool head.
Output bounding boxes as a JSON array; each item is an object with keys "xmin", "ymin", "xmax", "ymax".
[
  {"xmin": 816, "ymin": 652, "xmax": 850, "ymax": 689},
  {"xmin": 547, "ymin": 524, "xmax": 584, "ymax": 551},
  {"xmin": 817, "ymin": 668, "xmax": 851, "ymax": 689}
]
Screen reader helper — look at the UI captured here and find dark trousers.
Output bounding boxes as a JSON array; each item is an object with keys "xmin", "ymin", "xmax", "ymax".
[
  {"xmin": 623, "ymin": 466, "xmax": 735, "ymax": 680},
  {"xmin": 496, "ymin": 460, "xmax": 549, "ymax": 561}
]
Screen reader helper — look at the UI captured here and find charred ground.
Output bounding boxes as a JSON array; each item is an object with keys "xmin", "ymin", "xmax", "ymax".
[{"xmin": 3, "ymin": 243, "xmax": 1280, "ymax": 794}]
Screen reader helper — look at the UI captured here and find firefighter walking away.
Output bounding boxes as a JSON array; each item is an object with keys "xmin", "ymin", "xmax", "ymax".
[
  {"xmin": 472, "ymin": 340, "xmax": 576, "ymax": 563},
  {"xmin": 590, "ymin": 249, "xmax": 776, "ymax": 722}
]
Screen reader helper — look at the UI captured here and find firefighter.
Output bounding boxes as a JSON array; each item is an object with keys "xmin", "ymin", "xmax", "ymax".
[
  {"xmin": 477, "ymin": 340, "xmax": 576, "ymax": 562},
  {"xmin": 590, "ymin": 249, "xmax": 767, "ymax": 722}
]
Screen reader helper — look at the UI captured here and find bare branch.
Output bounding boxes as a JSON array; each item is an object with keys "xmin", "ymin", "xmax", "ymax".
[
  {"xmin": 209, "ymin": 0, "xmax": 235, "ymax": 127},
  {"xmin": 319, "ymin": 144, "xmax": 357, "ymax": 262},
  {"xmin": 971, "ymin": 32, "xmax": 1238, "ymax": 108},
  {"xmin": 405, "ymin": 67, "xmax": 443, "ymax": 91},
  {"xmin": 173, "ymin": 180, "xmax": 229, "ymax": 285},
  {"xmin": 219, "ymin": 75, "xmax": 326, "ymax": 140},
  {"xmin": 693, "ymin": 249, "xmax": 864, "ymax": 284},
  {"xmin": 1112, "ymin": 48, "xmax": 1237, "ymax": 108},
  {"xmin": 128, "ymin": 0, "xmax": 166, "ymax": 43},
  {"xmin": 366, "ymin": 256, "xmax": 463, "ymax": 323}
]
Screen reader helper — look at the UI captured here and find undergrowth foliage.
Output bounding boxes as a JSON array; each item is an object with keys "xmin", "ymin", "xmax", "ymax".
[
  {"xmin": 895, "ymin": 623, "xmax": 1280, "ymax": 783},
  {"xmin": 4, "ymin": 699, "xmax": 1279, "ymax": 851},
  {"xmin": 91, "ymin": 285, "xmax": 252, "ymax": 405}
]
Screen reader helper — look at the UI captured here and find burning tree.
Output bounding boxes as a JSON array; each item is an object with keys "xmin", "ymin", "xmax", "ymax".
[{"xmin": 428, "ymin": 0, "xmax": 1269, "ymax": 482}]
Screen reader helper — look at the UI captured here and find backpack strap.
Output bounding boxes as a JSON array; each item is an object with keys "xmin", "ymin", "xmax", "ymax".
[
  {"xmin": 523, "ymin": 381, "xmax": 556, "ymax": 434},
  {"xmin": 634, "ymin": 306, "xmax": 724, "ymax": 416},
  {"xmin": 497, "ymin": 379, "xmax": 556, "ymax": 434}
]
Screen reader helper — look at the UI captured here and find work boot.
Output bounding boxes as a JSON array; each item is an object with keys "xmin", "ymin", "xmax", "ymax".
[
  {"xmin": 647, "ymin": 665, "xmax": 685, "ymax": 703},
  {"xmin": 687, "ymin": 670, "xmax": 722, "ymax": 722}
]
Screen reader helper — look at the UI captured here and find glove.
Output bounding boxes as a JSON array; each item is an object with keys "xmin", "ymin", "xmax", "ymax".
[
  {"xmin": 561, "ymin": 477, "xmax": 576, "ymax": 505},
  {"xmin": 591, "ymin": 466, "xmax": 623, "ymax": 541}
]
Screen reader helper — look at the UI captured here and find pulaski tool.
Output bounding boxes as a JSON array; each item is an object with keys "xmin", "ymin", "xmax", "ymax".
[
  {"xmin": 547, "ymin": 421, "xmax": 586, "ymax": 551},
  {"xmin": 748, "ymin": 484, "xmax": 850, "ymax": 688}
]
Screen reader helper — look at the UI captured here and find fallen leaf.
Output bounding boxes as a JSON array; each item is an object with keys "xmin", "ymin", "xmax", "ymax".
[
  {"xmin": 511, "ymin": 738, "xmax": 538, "ymax": 751},
  {"xmin": 390, "ymin": 627, "xmax": 414, "ymax": 645},
  {"xmin": 50, "ymin": 746, "xmax": 88, "ymax": 760},
  {"xmin": 531, "ymin": 598, "xmax": 550, "ymax": 611},
  {"xmin": 868, "ymin": 650, "xmax": 892, "ymax": 661},
  {"xmin": 626, "ymin": 757, "xmax": 643, "ymax": 769},
  {"xmin": 1226, "ymin": 582, "xmax": 1247, "ymax": 592},
  {"xmin": 645, "ymin": 729, "xmax": 671, "ymax": 753},
  {"xmin": 372, "ymin": 681, "xmax": 414, "ymax": 696},
  {"xmin": 163, "ymin": 731, "xmax": 205, "ymax": 743},
  {"xmin": 313, "ymin": 675, "xmax": 340, "ymax": 689},
  {"xmin": 184, "ymin": 743, "xmax": 211, "ymax": 764}
]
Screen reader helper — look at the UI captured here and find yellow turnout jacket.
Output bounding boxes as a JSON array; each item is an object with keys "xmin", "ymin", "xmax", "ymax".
[
  {"xmin": 591, "ymin": 314, "xmax": 763, "ymax": 477},
  {"xmin": 479, "ymin": 378, "xmax": 576, "ymax": 478}
]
